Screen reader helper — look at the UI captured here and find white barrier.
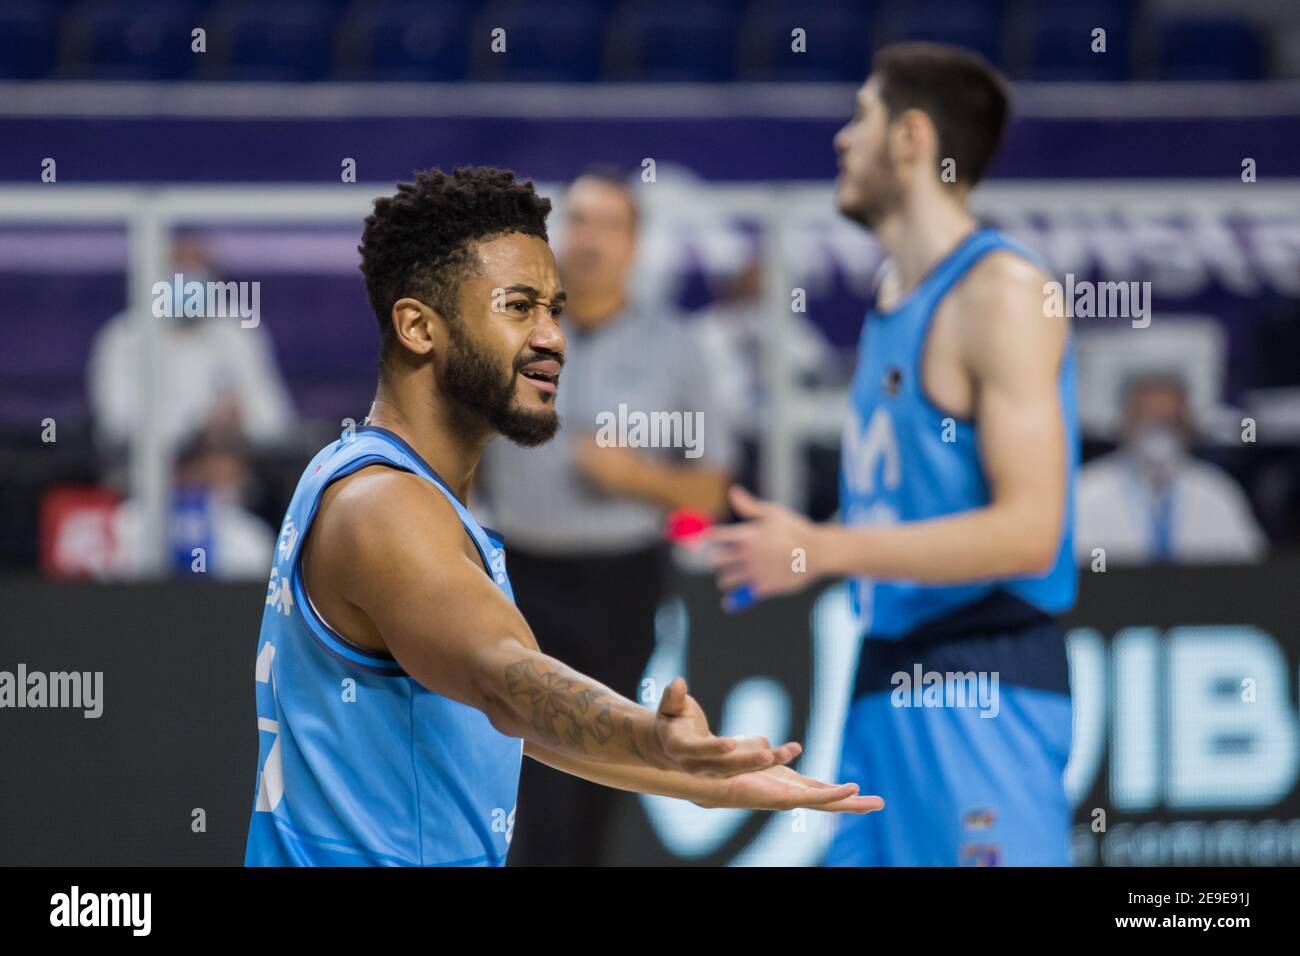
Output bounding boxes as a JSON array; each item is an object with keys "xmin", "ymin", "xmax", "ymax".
[{"xmin": 1, "ymin": 180, "xmax": 1297, "ymax": 573}]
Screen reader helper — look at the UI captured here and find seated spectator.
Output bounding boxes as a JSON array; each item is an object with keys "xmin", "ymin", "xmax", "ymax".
[
  {"xmin": 1076, "ymin": 372, "xmax": 1266, "ymax": 564},
  {"xmin": 113, "ymin": 426, "xmax": 274, "ymax": 580},
  {"xmin": 86, "ymin": 235, "xmax": 295, "ymax": 471}
]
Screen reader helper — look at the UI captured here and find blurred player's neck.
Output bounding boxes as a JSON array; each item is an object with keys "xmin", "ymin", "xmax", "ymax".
[
  {"xmin": 876, "ymin": 184, "xmax": 978, "ymax": 294},
  {"xmin": 365, "ymin": 373, "xmax": 490, "ymax": 503}
]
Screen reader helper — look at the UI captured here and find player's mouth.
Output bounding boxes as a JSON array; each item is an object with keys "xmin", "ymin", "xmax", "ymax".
[{"xmin": 518, "ymin": 359, "xmax": 561, "ymax": 394}]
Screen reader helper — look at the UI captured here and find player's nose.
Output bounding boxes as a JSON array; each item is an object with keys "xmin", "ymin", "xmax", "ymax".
[{"xmin": 529, "ymin": 314, "xmax": 565, "ymax": 353}]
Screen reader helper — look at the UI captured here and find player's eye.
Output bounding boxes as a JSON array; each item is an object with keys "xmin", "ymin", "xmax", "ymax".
[
  {"xmin": 507, "ymin": 300, "xmax": 530, "ymax": 313},
  {"xmin": 548, "ymin": 304, "xmax": 564, "ymax": 318}
]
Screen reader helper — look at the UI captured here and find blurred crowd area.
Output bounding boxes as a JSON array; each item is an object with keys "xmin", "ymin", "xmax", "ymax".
[
  {"xmin": 2, "ymin": 0, "xmax": 1299, "ymax": 580},
  {"xmin": 3, "ymin": 177, "xmax": 1298, "ymax": 579},
  {"xmin": 1, "ymin": 0, "xmax": 1298, "ymax": 83}
]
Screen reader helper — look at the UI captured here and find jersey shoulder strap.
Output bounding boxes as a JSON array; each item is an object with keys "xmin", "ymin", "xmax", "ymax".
[
  {"xmin": 352, "ymin": 425, "xmax": 510, "ymax": 594},
  {"xmin": 924, "ymin": 227, "xmax": 1032, "ymax": 302},
  {"xmin": 292, "ymin": 424, "xmax": 510, "ymax": 597}
]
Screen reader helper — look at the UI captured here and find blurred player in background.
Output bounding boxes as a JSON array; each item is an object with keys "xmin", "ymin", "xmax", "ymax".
[
  {"xmin": 245, "ymin": 166, "xmax": 880, "ymax": 867},
  {"xmin": 710, "ymin": 43, "xmax": 1077, "ymax": 866},
  {"xmin": 475, "ymin": 168, "xmax": 736, "ymax": 865}
]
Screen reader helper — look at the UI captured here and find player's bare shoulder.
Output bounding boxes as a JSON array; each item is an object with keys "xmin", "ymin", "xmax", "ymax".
[
  {"xmin": 954, "ymin": 250, "xmax": 1056, "ymax": 319},
  {"xmin": 312, "ymin": 466, "xmax": 472, "ymax": 570},
  {"xmin": 952, "ymin": 249, "xmax": 1067, "ymax": 371},
  {"xmin": 302, "ymin": 465, "xmax": 476, "ymax": 648}
]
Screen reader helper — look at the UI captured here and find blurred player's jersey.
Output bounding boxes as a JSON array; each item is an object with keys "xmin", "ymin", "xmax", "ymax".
[
  {"xmin": 244, "ymin": 425, "xmax": 522, "ymax": 866},
  {"xmin": 839, "ymin": 226, "xmax": 1079, "ymax": 639},
  {"xmin": 830, "ymin": 227, "xmax": 1077, "ymax": 866}
]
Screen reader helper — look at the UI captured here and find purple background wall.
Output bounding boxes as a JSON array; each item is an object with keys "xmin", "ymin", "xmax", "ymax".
[{"xmin": 2, "ymin": 112, "xmax": 1299, "ymax": 184}]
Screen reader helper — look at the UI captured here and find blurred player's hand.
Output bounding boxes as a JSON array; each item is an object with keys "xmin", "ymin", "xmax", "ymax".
[
  {"xmin": 654, "ymin": 676, "xmax": 803, "ymax": 777},
  {"xmin": 698, "ymin": 765, "xmax": 885, "ymax": 814},
  {"xmin": 709, "ymin": 485, "xmax": 821, "ymax": 608},
  {"xmin": 572, "ymin": 436, "xmax": 642, "ymax": 494}
]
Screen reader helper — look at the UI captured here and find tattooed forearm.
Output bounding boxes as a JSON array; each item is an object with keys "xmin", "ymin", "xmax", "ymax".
[
  {"xmin": 501, "ymin": 655, "xmax": 655, "ymax": 764},
  {"xmin": 623, "ymin": 716, "xmax": 647, "ymax": 763},
  {"xmin": 504, "ymin": 658, "xmax": 615, "ymax": 752}
]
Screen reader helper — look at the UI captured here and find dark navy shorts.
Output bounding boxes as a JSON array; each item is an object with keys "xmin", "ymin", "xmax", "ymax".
[{"xmin": 825, "ymin": 592, "xmax": 1073, "ymax": 867}]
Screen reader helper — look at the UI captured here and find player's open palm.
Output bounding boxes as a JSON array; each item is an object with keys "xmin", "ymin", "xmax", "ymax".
[
  {"xmin": 709, "ymin": 764, "xmax": 885, "ymax": 814},
  {"xmin": 653, "ymin": 677, "xmax": 802, "ymax": 777}
]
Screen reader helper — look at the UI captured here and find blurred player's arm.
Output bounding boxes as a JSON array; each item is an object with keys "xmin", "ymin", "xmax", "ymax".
[
  {"xmin": 712, "ymin": 255, "xmax": 1068, "ymax": 595},
  {"xmin": 573, "ymin": 438, "xmax": 730, "ymax": 516},
  {"xmin": 572, "ymin": 333, "xmax": 735, "ymax": 517},
  {"xmin": 306, "ymin": 466, "xmax": 795, "ymax": 777},
  {"xmin": 523, "ymin": 739, "xmax": 882, "ymax": 813}
]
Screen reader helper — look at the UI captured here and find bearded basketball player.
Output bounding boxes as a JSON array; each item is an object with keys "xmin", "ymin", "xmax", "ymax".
[
  {"xmin": 710, "ymin": 44, "xmax": 1078, "ymax": 866},
  {"xmin": 243, "ymin": 166, "xmax": 882, "ymax": 867}
]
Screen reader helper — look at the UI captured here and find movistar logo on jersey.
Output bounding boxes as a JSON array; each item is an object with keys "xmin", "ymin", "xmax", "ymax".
[{"xmin": 842, "ymin": 405, "xmax": 902, "ymax": 497}]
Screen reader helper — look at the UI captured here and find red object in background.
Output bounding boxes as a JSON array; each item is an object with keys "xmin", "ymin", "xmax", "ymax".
[
  {"xmin": 667, "ymin": 509, "xmax": 716, "ymax": 572},
  {"xmin": 39, "ymin": 485, "xmax": 122, "ymax": 579},
  {"xmin": 667, "ymin": 509, "xmax": 712, "ymax": 540}
]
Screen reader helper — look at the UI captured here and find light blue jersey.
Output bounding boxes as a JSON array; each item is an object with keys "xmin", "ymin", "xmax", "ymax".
[
  {"xmin": 828, "ymin": 227, "xmax": 1078, "ymax": 866},
  {"xmin": 839, "ymin": 227, "xmax": 1079, "ymax": 639},
  {"xmin": 244, "ymin": 425, "xmax": 522, "ymax": 866}
]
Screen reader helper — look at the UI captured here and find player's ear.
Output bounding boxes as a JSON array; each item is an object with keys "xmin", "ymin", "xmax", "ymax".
[
  {"xmin": 390, "ymin": 297, "xmax": 439, "ymax": 360},
  {"xmin": 892, "ymin": 108, "xmax": 929, "ymax": 166}
]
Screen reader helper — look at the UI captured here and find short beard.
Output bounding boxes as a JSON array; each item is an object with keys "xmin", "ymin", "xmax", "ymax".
[
  {"xmin": 442, "ymin": 321, "xmax": 560, "ymax": 447},
  {"xmin": 841, "ymin": 179, "xmax": 903, "ymax": 231},
  {"xmin": 840, "ymin": 146, "xmax": 903, "ymax": 230}
]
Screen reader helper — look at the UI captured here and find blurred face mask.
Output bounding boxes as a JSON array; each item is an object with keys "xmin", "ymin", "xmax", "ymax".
[
  {"xmin": 168, "ymin": 271, "xmax": 216, "ymax": 329},
  {"xmin": 1132, "ymin": 424, "xmax": 1185, "ymax": 476}
]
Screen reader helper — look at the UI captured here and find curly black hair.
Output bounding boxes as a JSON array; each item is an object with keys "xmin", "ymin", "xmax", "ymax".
[{"xmin": 358, "ymin": 166, "xmax": 552, "ymax": 366}]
